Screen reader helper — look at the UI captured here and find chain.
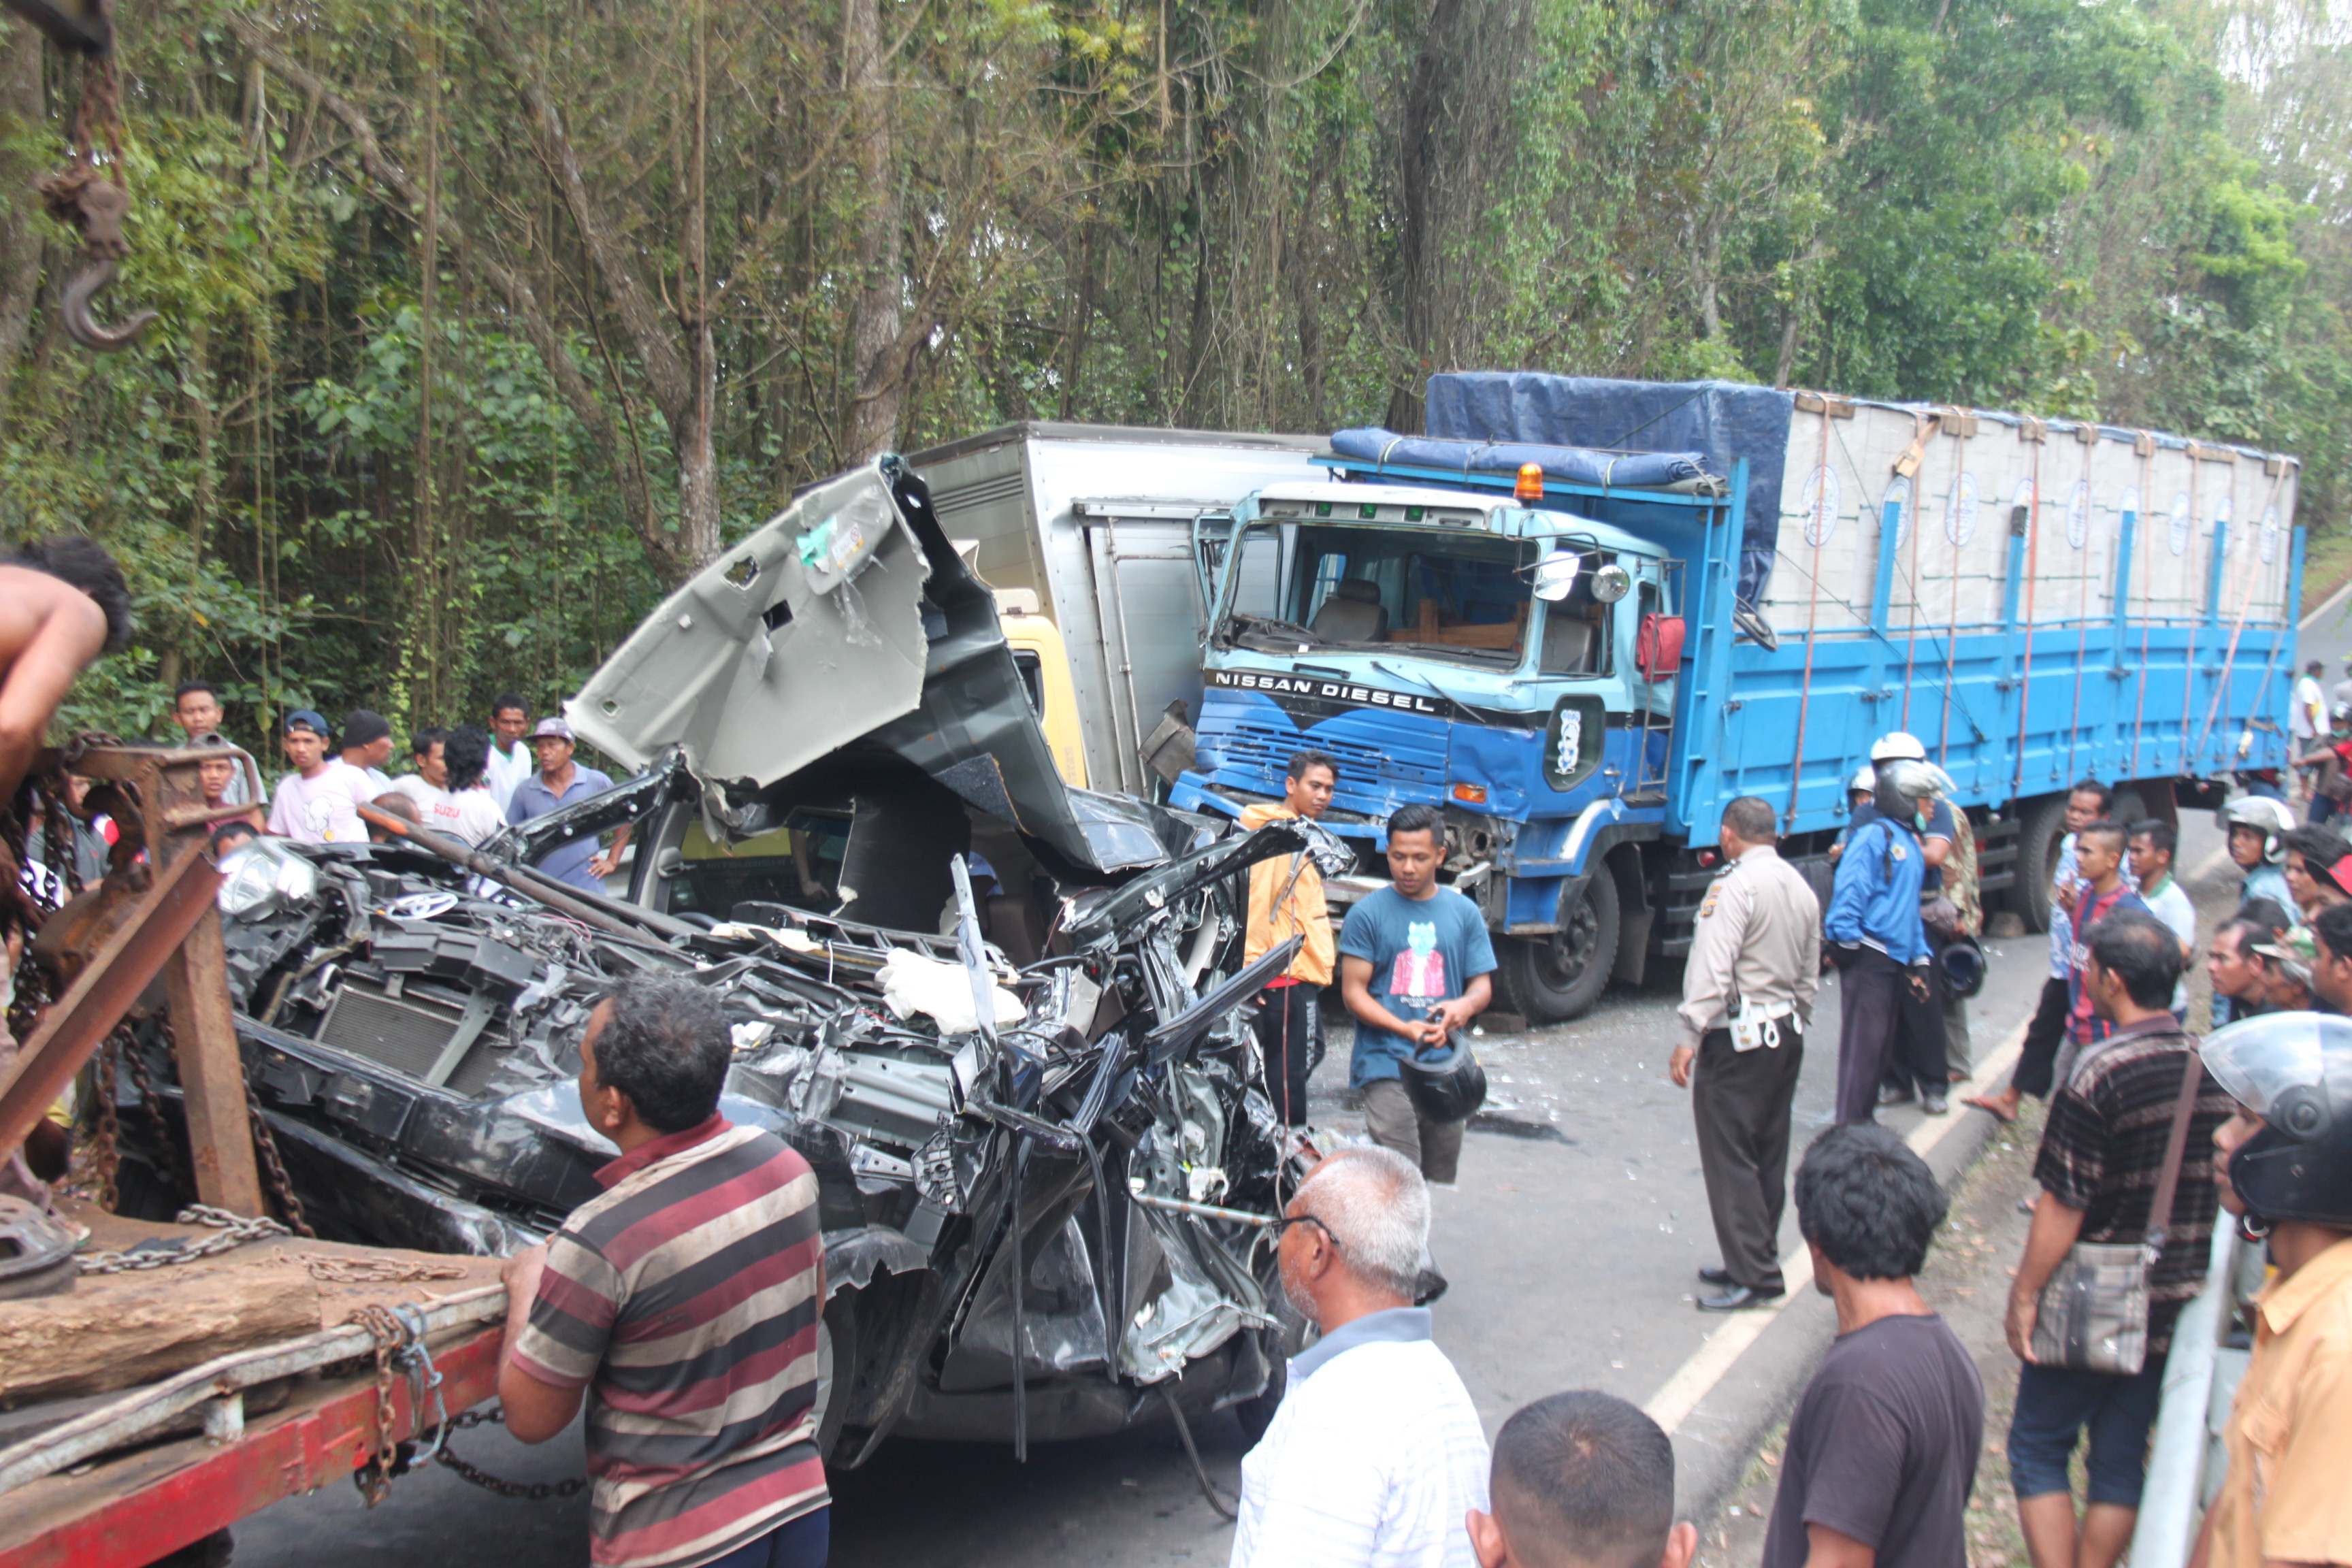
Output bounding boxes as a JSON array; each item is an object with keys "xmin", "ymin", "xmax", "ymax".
[
  {"xmin": 301, "ymin": 1252, "xmax": 467, "ymax": 1285},
  {"xmin": 429, "ymin": 1408, "xmax": 589, "ymax": 1502},
  {"xmin": 76, "ymin": 1203, "xmax": 290, "ymax": 1274},
  {"xmin": 84, "ymin": 1034, "xmax": 122, "ymax": 1211},
  {"xmin": 242, "ymin": 1070, "xmax": 313, "ymax": 1238},
  {"xmin": 350, "ymin": 1303, "xmax": 404, "ymax": 1507}
]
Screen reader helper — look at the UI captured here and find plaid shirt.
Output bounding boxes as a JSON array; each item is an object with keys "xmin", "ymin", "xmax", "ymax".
[
  {"xmin": 2065, "ymin": 882, "xmax": 2151, "ymax": 1047},
  {"xmin": 2035, "ymin": 1016, "xmax": 2235, "ymax": 1352}
]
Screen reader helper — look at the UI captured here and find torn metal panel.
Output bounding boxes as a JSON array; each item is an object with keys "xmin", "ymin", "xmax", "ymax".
[{"xmin": 568, "ymin": 466, "xmax": 932, "ymax": 791}]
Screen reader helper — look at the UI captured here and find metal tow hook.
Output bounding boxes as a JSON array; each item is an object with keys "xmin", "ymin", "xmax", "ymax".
[{"xmin": 37, "ymin": 163, "xmax": 155, "ymax": 352}]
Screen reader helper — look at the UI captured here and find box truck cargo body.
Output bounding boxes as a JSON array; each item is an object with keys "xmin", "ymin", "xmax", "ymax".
[{"xmin": 907, "ymin": 423, "xmax": 1328, "ymax": 798}]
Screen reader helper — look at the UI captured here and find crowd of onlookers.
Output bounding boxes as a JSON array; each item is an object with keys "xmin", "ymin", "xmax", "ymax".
[{"xmin": 22, "ymin": 681, "xmax": 630, "ymax": 897}]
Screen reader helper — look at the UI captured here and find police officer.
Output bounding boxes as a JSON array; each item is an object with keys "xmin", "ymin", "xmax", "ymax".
[{"xmin": 1671, "ymin": 795, "xmax": 1822, "ymax": 1311}]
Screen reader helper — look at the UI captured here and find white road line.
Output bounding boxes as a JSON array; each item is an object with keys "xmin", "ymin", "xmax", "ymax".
[
  {"xmin": 2303, "ymin": 572, "xmax": 2352, "ymax": 630},
  {"xmin": 1644, "ymin": 1018, "xmax": 2029, "ymax": 1433}
]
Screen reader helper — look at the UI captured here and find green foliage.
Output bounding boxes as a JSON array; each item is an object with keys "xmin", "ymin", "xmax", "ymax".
[{"xmin": 0, "ymin": 0, "xmax": 2344, "ymax": 756}]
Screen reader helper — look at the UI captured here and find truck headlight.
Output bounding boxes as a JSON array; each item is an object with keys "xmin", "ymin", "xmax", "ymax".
[{"xmin": 1590, "ymin": 563, "xmax": 1633, "ymax": 603}]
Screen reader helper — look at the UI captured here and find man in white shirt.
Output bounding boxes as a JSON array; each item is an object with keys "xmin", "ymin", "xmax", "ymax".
[
  {"xmin": 2127, "ymin": 819, "xmax": 2197, "ymax": 1016},
  {"xmin": 1232, "ymin": 1146, "xmax": 1488, "ymax": 1568},
  {"xmin": 485, "ymin": 693, "xmax": 534, "ymax": 813},
  {"xmin": 266, "ymin": 710, "xmax": 371, "ymax": 844},
  {"xmin": 389, "ymin": 725, "xmax": 506, "ymax": 845},
  {"xmin": 340, "ymin": 708, "xmax": 396, "ymax": 794},
  {"xmin": 2293, "ymin": 661, "xmax": 2328, "ymax": 798}
]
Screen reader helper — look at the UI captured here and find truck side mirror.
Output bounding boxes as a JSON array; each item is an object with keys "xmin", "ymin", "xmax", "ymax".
[{"xmin": 1637, "ymin": 614, "xmax": 1685, "ymax": 682}]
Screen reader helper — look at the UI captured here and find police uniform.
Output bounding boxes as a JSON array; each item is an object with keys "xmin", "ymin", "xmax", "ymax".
[{"xmin": 1676, "ymin": 842, "xmax": 1823, "ymax": 1298}]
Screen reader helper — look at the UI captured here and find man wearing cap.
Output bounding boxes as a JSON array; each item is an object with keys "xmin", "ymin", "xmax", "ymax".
[
  {"xmin": 340, "ymin": 708, "xmax": 396, "ymax": 794},
  {"xmin": 265, "ymin": 710, "xmax": 372, "ymax": 845},
  {"xmin": 505, "ymin": 718, "xmax": 630, "ymax": 893},
  {"xmin": 2247, "ymin": 926, "xmax": 2321, "ymax": 1014}
]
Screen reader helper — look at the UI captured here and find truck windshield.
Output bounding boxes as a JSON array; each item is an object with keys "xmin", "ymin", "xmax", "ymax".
[{"xmin": 1217, "ymin": 523, "xmax": 1537, "ymax": 667}]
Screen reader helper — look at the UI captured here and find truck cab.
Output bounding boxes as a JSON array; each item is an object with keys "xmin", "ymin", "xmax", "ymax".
[{"xmin": 1171, "ymin": 478, "xmax": 1684, "ymax": 1020}]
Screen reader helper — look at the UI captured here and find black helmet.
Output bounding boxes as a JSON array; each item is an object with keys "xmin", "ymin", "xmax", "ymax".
[
  {"xmin": 1872, "ymin": 757, "xmax": 1954, "ymax": 823},
  {"xmin": 1402, "ymin": 1027, "xmax": 1488, "ymax": 1124},
  {"xmin": 2200, "ymin": 1011, "xmax": 2352, "ymax": 1234},
  {"xmin": 1938, "ymin": 934, "xmax": 1987, "ymax": 999}
]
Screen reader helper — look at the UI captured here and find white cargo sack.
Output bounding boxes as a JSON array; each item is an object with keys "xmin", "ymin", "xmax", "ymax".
[{"xmin": 876, "ymin": 947, "xmax": 1024, "ymax": 1032}]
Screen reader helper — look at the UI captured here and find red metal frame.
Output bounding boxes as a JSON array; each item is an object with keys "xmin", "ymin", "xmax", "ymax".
[{"xmin": 0, "ymin": 1326, "xmax": 502, "ymax": 1568}]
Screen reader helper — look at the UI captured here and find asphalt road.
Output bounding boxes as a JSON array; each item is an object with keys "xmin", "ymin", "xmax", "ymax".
[{"xmin": 233, "ymin": 905, "xmax": 2063, "ymax": 1568}]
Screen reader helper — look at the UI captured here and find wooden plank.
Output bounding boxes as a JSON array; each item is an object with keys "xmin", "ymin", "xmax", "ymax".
[
  {"xmin": 0, "ymin": 1267, "xmax": 318, "ymax": 1404},
  {"xmin": 159, "ymin": 909, "xmax": 263, "ymax": 1216},
  {"xmin": 0, "ymin": 1326, "xmax": 504, "ymax": 1568}
]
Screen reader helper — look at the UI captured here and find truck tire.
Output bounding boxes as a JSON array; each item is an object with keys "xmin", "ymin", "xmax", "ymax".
[
  {"xmin": 2014, "ymin": 794, "xmax": 2072, "ymax": 934},
  {"xmin": 1495, "ymin": 871, "xmax": 1621, "ymax": 1023}
]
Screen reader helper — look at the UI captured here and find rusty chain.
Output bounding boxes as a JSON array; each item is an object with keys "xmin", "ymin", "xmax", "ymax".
[
  {"xmin": 431, "ymin": 1409, "xmax": 589, "ymax": 1503},
  {"xmin": 86, "ymin": 1034, "xmax": 122, "ymax": 1211},
  {"xmin": 76, "ymin": 1203, "xmax": 291, "ymax": 1274},
  {"xmin": 350, "ymin": 1303, "xmax": 406, "ymax": 1507},
  {"xmin": 241, "ymin": 1068, "xmax": 314, "ymax": 1238}
]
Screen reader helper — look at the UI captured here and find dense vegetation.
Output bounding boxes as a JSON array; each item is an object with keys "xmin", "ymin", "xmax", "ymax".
[{"xmin": 0, "ymin": 0, "xmax": 2345, "ymax": 741}]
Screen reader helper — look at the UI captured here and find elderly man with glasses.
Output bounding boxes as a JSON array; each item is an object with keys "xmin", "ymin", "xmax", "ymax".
[{"xmin": 1232, "ymin": 1146, "xmax": 1489, "ymax": 1568}]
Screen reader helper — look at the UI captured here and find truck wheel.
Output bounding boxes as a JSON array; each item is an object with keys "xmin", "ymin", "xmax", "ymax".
[
  {"xmin": 1495, "ymin": 872, "xmax": 1621, "ymax": 1023},
  {"xmin": 2014, "ymin": 794, "xmax": 2072, "ymax": 934}
]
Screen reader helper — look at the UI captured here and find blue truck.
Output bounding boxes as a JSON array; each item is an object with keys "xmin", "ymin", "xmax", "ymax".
[{"xmin": 1164, "ymin": 374, "xmax": 2304, "ymax": 1020}]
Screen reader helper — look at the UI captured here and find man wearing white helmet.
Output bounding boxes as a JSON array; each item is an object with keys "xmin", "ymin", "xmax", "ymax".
[
  {"xmin": 1848, "ymin": 734, "xmax": 1961, "ymax": 1111},
  {"xmin": 1825, "ymin": 757, "xmax": 1944, "ymax": 1123},
  {"xmin": 2220, "ymin": 794, "xmax": 2295, "ymax": 921}
]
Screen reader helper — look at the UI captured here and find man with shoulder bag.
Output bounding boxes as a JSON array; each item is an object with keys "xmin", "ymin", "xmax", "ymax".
[{"xmin": 2002, "ymin": 913, "xmax": 2235, "ymax": 1568}]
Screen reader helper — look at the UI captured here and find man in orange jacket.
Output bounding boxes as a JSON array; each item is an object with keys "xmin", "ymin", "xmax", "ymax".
[{"xmin": 1242, "ymin": 750, "xmax": 1345, "ymax": 1126}]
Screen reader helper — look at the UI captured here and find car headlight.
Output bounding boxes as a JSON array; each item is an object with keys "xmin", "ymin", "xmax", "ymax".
[{"xmin": 216, "ymin": 838, "xmax": 318, "ymax": 920}]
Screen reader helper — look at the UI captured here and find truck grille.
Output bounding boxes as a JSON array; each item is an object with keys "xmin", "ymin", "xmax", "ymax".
[{"xmin": 1205, "ymin": 717, "xmax": 1446, "ymax": 790}]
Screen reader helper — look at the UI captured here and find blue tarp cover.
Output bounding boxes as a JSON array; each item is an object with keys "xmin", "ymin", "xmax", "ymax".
[
  {"xmin": 1328, "ymin": 427, "xmax": 1709, "ymax": 491},
  {"xmin": 1423, "ymin": 373, "xmax": 1793, "ymax": 605}
]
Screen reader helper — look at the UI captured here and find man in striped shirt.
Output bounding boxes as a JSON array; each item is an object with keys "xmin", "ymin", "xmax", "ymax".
[{"xmin": 498, "ymin": 975, "xmax": 830, "ymax": 1568}]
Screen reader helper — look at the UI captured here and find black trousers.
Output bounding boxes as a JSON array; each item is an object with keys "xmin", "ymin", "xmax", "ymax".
[
  {"xmin": 1881, "ymin": 931, "xmax": 1953, "ymax": 1096},
  {"xmin": 1835, "ymin": 947, "xmax": 1909, "ymax": 1124},
  {"xmin": 2010, "ymin": 976, "xmax": 2073, "ymax": 1100},
  {"xmin": 1694, "ymin": 1025, "xmax": 1803, "ymax": 1294},
  {"xmin": 1252, "ymin": 983, "xmax": 1321, "ymax": 1126}
]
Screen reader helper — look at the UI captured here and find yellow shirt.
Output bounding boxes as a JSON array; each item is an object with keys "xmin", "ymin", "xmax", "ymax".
[
  {"xmin": 2208, "ymin": 1233, "xmax": 2352, "ymax": 1568},
  {"xmin": 1239, "ymin": 802, "xmax": 1336, "ymax": 987}
]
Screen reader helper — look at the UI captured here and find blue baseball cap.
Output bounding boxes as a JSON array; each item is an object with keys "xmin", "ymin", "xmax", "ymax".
[{"xmin": 283, "ymin": 708, "xmax": 329, "ymax": 737}]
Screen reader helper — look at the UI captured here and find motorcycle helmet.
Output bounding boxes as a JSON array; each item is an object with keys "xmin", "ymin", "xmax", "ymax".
[
  {"xmin": 1402, "ymin": 1027, "xmax": 1488, "ymax": 1123},
  {"xmin": 2221, "ymin": 795, "xmax": 2296, "ymax": 864},
  {"xmin": 1938, "ymin": 934, "xmax": 1987, "ymax": 999},
  {"xmin": 1873, "ymin": 757, "xmax": 1955, "ymax": 823},
  {"xmin": 2200, "ymin": 1011, "xmax": 2352, "ymax": 1234},
  {"xmin": 1848, "ymin": 764, "xmax": 1876, "ymax": 797},
  {"xmin": 1870, "ymin": 731, "xmax": 1928, "ymax": 763}
]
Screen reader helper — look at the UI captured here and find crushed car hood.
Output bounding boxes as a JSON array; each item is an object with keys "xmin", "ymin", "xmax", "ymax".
[{"xmin": 568, "ymin": 458, "xmax": 1162, "ymax": 874}]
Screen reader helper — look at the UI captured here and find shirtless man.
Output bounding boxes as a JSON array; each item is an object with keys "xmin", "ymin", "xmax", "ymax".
[
  {"xmin": 0, "ymin": 535, "xmax": 133, "ymax": 810},
  {"xmin": 0, "ymin": 535, "xmax": 131, "ymax": 1203}
]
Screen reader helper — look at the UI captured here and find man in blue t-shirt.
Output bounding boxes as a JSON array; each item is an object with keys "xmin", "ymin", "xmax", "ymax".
[{"xmin": 1338, "ymin": 803, "xmax": 1498, "ymax": 1186}]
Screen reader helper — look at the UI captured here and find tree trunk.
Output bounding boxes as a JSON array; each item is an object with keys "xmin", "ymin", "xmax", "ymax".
[
  {"xmin": 473, "ymin": 18, "xmax": 722, "ymax": 569},
  {"xmin": 844, "ymin": 0, "xmax": 903, "ymax": 460},
  {"xmin": 1386, "ymin": 0, "xmax": 1465, "ymax": 434},
  {"xmin": 0, "ymin": 16, "xmax": 46, "ymax": 422}
]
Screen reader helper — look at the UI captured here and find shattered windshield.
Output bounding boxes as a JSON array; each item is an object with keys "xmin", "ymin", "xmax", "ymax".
[{"xmin": 1215, "ymin": 522, "xmax": 1536, "ymax": 666}]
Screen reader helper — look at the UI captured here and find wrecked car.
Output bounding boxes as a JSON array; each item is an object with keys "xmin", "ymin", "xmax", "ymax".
[{"xmin": 100, "ymin": 457, "xmax": 1328, "ymax": 1465}]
